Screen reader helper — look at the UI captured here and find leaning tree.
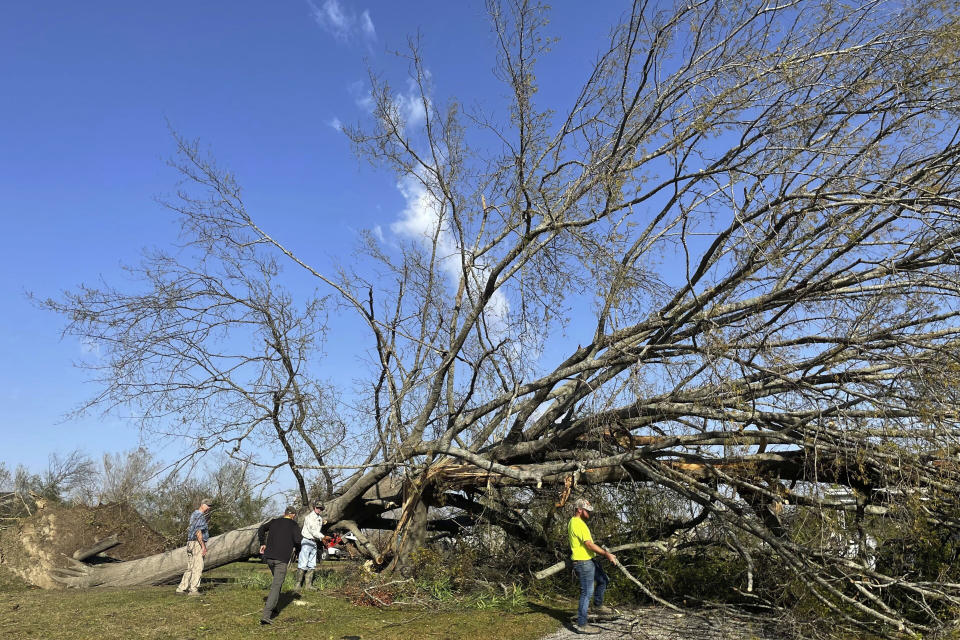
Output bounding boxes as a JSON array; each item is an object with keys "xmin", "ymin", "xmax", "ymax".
[{"xmin": 41, "ymin": 0, "xmax": 960, "ymax": 636}]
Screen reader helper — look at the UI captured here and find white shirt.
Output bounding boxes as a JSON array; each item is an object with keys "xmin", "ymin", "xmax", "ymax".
[{"xmin": 301, "ymin": 510, "xmax": 324, "ymax": 541}]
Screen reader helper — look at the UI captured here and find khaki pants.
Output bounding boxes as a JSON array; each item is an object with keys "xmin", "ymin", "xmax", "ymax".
[{"xmin": 176, "ymin": 540, "xmax": 204, "ymax": 592}]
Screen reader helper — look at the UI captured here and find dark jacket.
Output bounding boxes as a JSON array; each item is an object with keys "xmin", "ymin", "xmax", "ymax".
[{"xmin": 257, "ymin": 516, "xmax": 302, "ymax": 562}]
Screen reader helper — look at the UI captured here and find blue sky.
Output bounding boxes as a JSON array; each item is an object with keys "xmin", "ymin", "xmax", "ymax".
[{"xmin": 0, "ymin": 1, "xmax": 629, "ymax": 473}]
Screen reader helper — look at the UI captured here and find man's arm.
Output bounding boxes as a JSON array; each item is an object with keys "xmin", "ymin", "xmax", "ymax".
[
  {"xmin": 195, "ymin": 527, "xmax": 207, "ymax": 557},
  {"xmin": 257, "ymin": 520, "xmax": 270, "ymax": 555},
  {"xmin": 584, "ymin": 539, "xmax": 617, "ymax": 565},
  {"xmin": 292, "ymin": 523, "xmax": 302, "ymax": 553}
]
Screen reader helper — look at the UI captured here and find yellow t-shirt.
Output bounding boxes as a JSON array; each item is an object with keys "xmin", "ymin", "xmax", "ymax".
[{"xmin": 568, "ymin": 516, "xmax": 595, "ymax": 561}]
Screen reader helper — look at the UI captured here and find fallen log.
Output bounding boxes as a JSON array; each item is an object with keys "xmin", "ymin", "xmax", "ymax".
[
  {"xmin": 51, "ymin": 523, "xmax": 263, "ymax": 588},
  {"xmin": 72, "ymin": 535, "xmax": 120, "ymax": 562}
]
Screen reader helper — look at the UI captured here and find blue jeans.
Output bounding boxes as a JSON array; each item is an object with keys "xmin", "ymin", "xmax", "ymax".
[
  {"xmin": 297, "ymin": 539, "xmax": 319, "ymax": 570},
  {"xmin": 573, "ymin": 558, "xmax": 609, "ymax": 627}
]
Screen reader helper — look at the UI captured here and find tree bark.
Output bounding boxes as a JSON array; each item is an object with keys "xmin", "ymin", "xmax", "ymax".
[
  {"xmin": 385, "ymin": 484, "xmax": 434, "ymax": 574},
  {"xmin": 71, "ymin": 535, "xmax": 120, "ymax": 562},
  {"xmin": 50, "ymin": 524, "xmax": 263, "ymax": 588}
]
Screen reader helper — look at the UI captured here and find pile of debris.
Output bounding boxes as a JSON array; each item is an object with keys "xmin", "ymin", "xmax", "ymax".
[{"xmin": 0, "ymin": 500, "xmax": 170, "ymax": 588}]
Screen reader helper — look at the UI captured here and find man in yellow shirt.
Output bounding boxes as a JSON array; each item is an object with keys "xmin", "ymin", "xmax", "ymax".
[{"xmin": 568, "ymin": 498, "xmax": 617, "ymax": 634}]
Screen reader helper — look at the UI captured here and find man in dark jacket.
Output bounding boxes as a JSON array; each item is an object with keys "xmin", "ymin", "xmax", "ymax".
[{"xmin": 257, "ymin": 506, "xmax": 302, "ymax": 625}]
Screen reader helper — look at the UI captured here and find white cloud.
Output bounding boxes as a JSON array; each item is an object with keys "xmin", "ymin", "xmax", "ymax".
[
  {"xmin": 360, "ymin": 10, "xmax": 376, "ymax": 39},
  {"xmin": 348, "ymin": 74, "xmax": 430, "ymax": 132},
  {"xmin": 396, "ymin": 82, "xmax": 427, "ymax": 128},
  {"xmin": 327, "ymin": 117, "xmax": 343, "ymax": 131},
  {"xmin": 311, "ymin": 0, "xmax": 349, "ymax": 38},
  {"xmin": 356, "ymin": 94, "xmax": 374, "ymax": 113},
  {"xmin": 308, "ymin": 0, "xmax": 377, "ymax": 44},
  {"xmin": 391, "ymin": 176, "xmax": 446, "ymax": 243},
  {"xmin": 390, "ymin": 175, "xmax": 510, "ymax": 339},
  {"xmin": 351, "ymin": 83, "xmax": 425, "ymax": 130},
  {"xmin": 349, "ymin": 80, "xmax": 375, "ymax": 113}
]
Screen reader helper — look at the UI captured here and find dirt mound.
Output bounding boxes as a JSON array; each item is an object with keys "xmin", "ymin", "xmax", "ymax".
[{"xmin": 0, "ymin": 501, "xmax": 170, "ymax": 589}]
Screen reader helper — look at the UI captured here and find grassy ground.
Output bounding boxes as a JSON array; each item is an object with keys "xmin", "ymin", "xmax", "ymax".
[{"xmin": 0, "ymin": 561, "xmax": 563, "ymax": 640}]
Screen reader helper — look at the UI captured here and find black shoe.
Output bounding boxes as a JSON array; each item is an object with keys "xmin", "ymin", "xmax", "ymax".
[{"xmin": 259, "ymin": 618, "xmax": 273, "ymax": 625}]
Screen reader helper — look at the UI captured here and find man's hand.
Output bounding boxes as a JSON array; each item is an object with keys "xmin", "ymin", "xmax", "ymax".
[
  {"xmin": 259, "ymin": 545, "xmax": 266, "ymax": 555},
  {"xmin": 585, "ymin": 539, "xmax": 617, "ymax": 564},
  {"xmin": 201, "ymin": 546, "xmax": 208, "ymax": 557}
]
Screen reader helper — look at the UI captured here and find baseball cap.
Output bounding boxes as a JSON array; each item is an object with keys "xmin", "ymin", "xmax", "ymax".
[{"xmin": 573, "ymin": 498, "xmax": 594, "ymax": 512}]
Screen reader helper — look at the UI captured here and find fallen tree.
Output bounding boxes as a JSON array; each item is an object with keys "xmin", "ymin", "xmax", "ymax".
[
  {"xmin": 0, "ymin": 499, "xmax": 265, "ymax": 589},
  {"xmin": 39, "ymin": 0, "xmax": 960, "ymax": 636},
  {"xmin": 49, "ymin": 525, "xmax": 262, "ymax": 589}
]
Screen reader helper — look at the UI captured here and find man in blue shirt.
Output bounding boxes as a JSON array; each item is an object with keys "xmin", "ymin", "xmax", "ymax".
[{"xmin": 176, "ymin": 498, "xmax": 212, "ymax": 595}]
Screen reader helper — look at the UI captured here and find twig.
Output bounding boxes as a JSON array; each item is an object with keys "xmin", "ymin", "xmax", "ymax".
[{"xmin": 362, "ymin": 577, "xmax": 413, "ymax": 607}]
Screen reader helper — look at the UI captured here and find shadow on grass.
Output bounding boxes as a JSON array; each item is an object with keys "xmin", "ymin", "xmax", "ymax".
[
  {"xmin": 275, "ymin": 591, "xmax": 299, "ymax": 617},
  {"xmin": 258, "ymin": 590, "xmax": 300, "ymax": 620},
  {"xmin": 527, "ymin": 600, "xmax": 573, "ymax": 627}
]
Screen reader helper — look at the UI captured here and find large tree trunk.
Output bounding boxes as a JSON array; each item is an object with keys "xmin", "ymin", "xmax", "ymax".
[
  {"xmin": 389, "ymin": 487, "xmax": 433, "ymax": 575},
  {"xmin": 50, "ymin": 524, "xmax": 263, "ymax": 589}
]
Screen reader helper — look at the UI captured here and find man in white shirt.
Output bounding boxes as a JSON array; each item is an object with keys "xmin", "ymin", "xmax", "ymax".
[{"xmin": 295, "ymin": 501, "xmax": 325, "ymax": 591}]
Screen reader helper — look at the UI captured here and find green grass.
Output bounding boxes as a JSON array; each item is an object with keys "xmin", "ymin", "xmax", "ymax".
[
  {"xmin": 0, "ymin": 561, "xmax": 562, "ymax": 640},
  {"xmin": 0, "ymin": 565, "xmax": 30, "ymax": 594}
]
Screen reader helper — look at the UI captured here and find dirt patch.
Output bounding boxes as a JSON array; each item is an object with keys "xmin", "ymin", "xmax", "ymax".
[{"xmin": 0, "ymin": 501, "xmax": 169, "ymax": 589}]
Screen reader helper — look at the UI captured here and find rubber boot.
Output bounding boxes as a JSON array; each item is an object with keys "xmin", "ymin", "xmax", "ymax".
[
  {"xmin": 294, "ymin": 569, "xmax": 305, "ymax": 593},
  {"xmin": 304, "ymin": 570, "xmax": 316, "ymax": 590}
]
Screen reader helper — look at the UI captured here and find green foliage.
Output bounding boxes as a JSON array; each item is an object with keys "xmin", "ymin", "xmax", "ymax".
[
  {"xmin": 139, "ymin": 459, "xmax": 269, "ymax": 543},
  {"xmin": 407, "ymin": 544, "xmax": 478, "ymax": 587},
  {"xmin": 419, "ymin": 575, "xmax": 455, "ymax": 601},
  {"xmin": 229, "ymin": 567, "xmax": 274, "ymax": 590},
  {"xmin": 471, "ymin": 583, "xmax": 527, "ymax": 611},
  {"xmin": 639, "ymin": 549, "xmax": 747, "ymax": 603},
  {"xmin": 400, "ymin": 545, "xmax": 531, "ymax": 610},
  {"xmin": 311, "ymin": 568, "xmax": 347, "ymax": 591},
  {"xmin": 406, "ymin": 547, "xmax": 468, "ymax": 602}
]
